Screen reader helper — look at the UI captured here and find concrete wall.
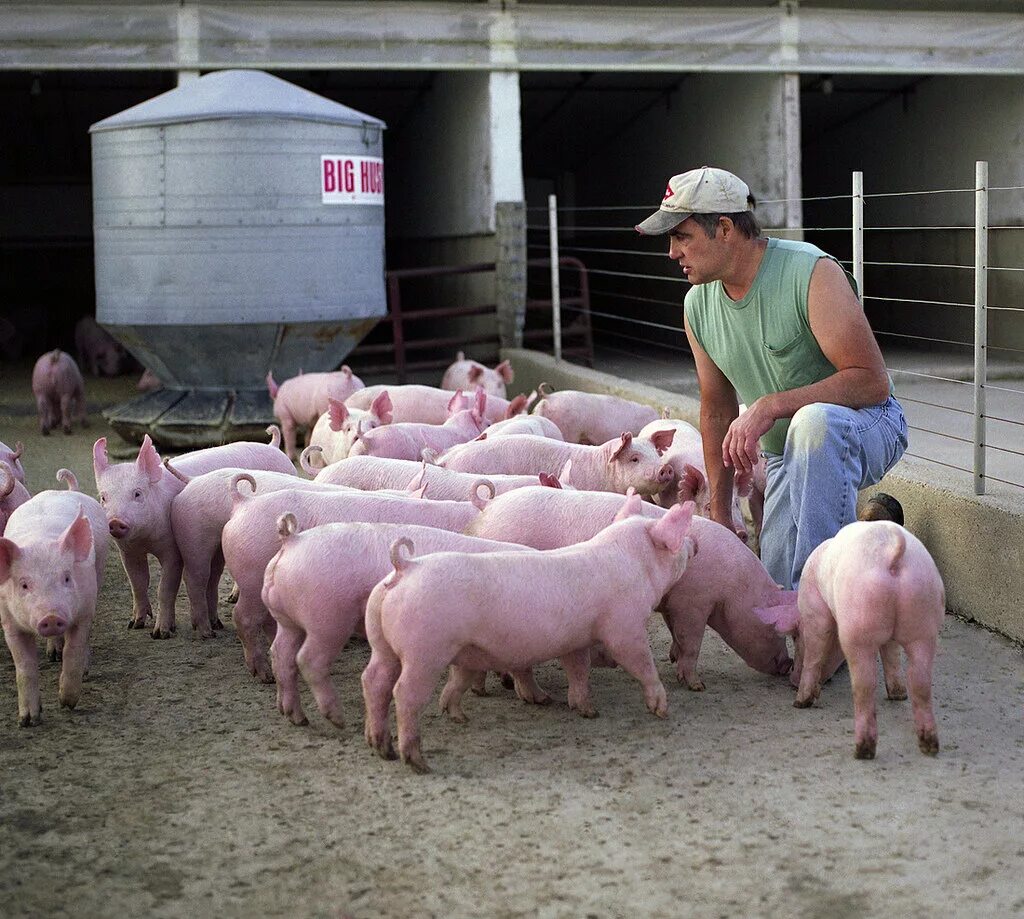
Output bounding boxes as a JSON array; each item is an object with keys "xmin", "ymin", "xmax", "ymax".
[
  {"xmin": 387, "ymin": 70, "xmax": 523, "ymax": 345},
  {"xmin": 803, "ymin": 75, "xmax": 1024, "ymax": 352},
  {"xmin": 576, "ymin": 73, "xmax": 794, "ymax": 229},
  {"xmin": 502, "ymin": 347, "xmax": 1024, "ymax": 645}
]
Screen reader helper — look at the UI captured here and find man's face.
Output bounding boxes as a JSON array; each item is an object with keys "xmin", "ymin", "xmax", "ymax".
[{"xmin": 667, "ymin": 216, "xmax": 724, "ymax": 285}]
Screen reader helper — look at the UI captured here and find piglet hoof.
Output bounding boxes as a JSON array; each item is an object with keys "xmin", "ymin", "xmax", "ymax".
[
  {"xmin": 401, "ymin": 745, "xmax": 431, "ymax": 774},
  {"xmin": 150, "ymin": 627, "xmax": 173, "ymax": 640},
  {"xmin": 570, "ymin": 703, "xmax": 599, "ymax": 719},
  {"xmin": 253, "ymin": 661, "xmax": 275, "ymax": 684},
  {"xmin": 324, "ymin": 712, "xmax": 345, "ymax": 730},
  {"xmin": 500, "ymin": 672, "xmax": 515, "ymax": 690},
  {"xmin": 58, "ymin": 693, "xmax": 79, "ymax": 710},
  {"xmin": 289, "ymin": 712, "xmax": 309, "ymax": 727},
  {"xmin": 918, "ymin": 731, "xmax": 939, "ymax": 756},
  {"xmin": 646, "ymin": 687, "xmax": 669, "ymax": 718},
  {"xmin": 211, "ymin": 618, "xmax": 225, "ymax": 631},
  {"xmin": 366, "ymin": 728, "xmax": 397, "ymax": 761},
  {"xmin": 854, "ymin": 739, "xmax": 877, "ymax": 760},
  {"xmin": 793, "ymin": 696, "xmax": 815, "ymax": 709},
  {"xmin": 680, "ymin": 675, "xmax": 705, "ymax": 692},
  {"xmin": 62, "ymin": 425, "xmax": 73, "ymax": 435},
  {"xmin": 47, "ymin": 646, "xmax": 62, "ymax": 663},
  {"xmin": 886, "ymin": 684, "xmax": 908, "ymax": 701},
  {"xmin": 19, "ymin": 711, "xmax": 41, "ymax": 727},
  {"xmin": 127, "ymin": 617, "xmax": 147, "ymax": 631},
  {"xmin": 40, "ymin": 427, "xmax": 50, "ymax": 437}
]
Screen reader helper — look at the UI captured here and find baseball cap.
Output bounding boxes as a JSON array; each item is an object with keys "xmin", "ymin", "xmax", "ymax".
[{"xmin": 635, "ymin": 166, "xmax": 752, "ymax": 235}]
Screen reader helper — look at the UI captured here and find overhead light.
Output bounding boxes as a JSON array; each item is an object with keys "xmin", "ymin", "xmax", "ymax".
[{"xmin": 821, "ymin": 75, "xmax": 834, "ymax": 96}]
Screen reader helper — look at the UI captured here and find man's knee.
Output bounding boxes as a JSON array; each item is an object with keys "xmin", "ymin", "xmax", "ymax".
[{"xmin": 786, "ymin": 402, "xmax": 851, "ymax": 457}]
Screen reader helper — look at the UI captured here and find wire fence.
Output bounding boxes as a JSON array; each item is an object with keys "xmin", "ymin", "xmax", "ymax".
[{"xmin": 526, "ymin": 162, "xmax": 1024, "ymax": 496}]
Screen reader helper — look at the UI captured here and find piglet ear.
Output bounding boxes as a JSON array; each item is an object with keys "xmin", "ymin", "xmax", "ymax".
[
  {"xmin": 447, "ymin": 391, "xmax": 469, "ymax": 414},
  {"xmin": 649, "ymin": 428, "xmax": 676, "ymax": 455},
  {"xmin": 474, "ymin": 386, "xmax": 487, "ymax": 419},
  {"xmin": 733, "ymin": 468, "xmax": 754, "ymax": 498},
  {"xmin": 92, "ymin": 437, "xmax": 110, "ymax": 477},
  {"xmin": 0, "ymin": 537, "xmax": 21, "ymax": 583},
  {"xmin": 495, "ymin": 360, "xmax": 514, "ymax": 384},
  {"xmin": 370, "ymin": 390, "xmax": 393, "ymax": 425},
  {"xmin": 456, "ymin": 350, "xmax": 465, "ymax": 362},
  {"xmin": 266, "ymin": 371, "xmax": 279, "ymax": 399},
  {"xmin": 558, "ymin": 458, "xmax": 573, "ymax": 488},
  {"xmin": 677, "ymin": 463, "xmax": 705, "ymax": 502},
  {"xmin": 505, "ymin": 394, "xmax": 527, "ymax": 418},
  {"xmin": 752, "ymin": 593, "xmax": 801, "ymax": 636},
  {"xmin": 59, "ymin": 509, "xmax": 94, "ymax": 563},
  {"xmin": 136, "ymin": 435, "xmax": 163, "ymax": 484},
  {"xmin": 538, "ymin": 472, "xmax": 561, "ymax": 489},
  {"xmin": 468, "ymin": 365, "xmax": 484, "ymax": 383},
  {"xmin": 341, "ymin": 365, "xmax": 352, "ymax": 378},
  {"xmin": 608, "ymin": 432, "xmax": 633, "ymax": 463},
  {"xmin": 649, "ymin": 500, "xmax": 695, "ymax": 553},
  {"xmin": 327, "ymin": 397, "xmax": 348, "ymax": 431},
  {"xmin": 613, "ymin": 488, "xmax": 642, "ymax": 522}
]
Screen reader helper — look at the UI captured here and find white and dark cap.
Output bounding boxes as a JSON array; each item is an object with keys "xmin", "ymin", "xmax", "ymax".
[{"xmin": 635, "ymin": 166, "xmax": 752, "ymax": 235}]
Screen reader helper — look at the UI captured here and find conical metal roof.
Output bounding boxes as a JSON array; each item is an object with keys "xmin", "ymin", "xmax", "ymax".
[{"xmin": 90, "ymin": 69, "xmax": 386, "ymax": 133}]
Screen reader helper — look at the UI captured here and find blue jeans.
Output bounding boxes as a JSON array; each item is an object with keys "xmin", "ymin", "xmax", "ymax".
[{"xmin": 760, "ymin": 396, "xmax": 908, "ymax": 590}]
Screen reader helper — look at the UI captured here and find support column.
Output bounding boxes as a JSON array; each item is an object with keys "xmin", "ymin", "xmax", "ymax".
[
  {"xmin": 488, "ymin": 12, "xmax": 526, "ymax": 350},
  {"xmin": 177, "ymin": 0, "xmax": 200, "ymax": 84},
  {"xmin": 495, "ymin": 201, "xmax": 526, "ymax": 349}
]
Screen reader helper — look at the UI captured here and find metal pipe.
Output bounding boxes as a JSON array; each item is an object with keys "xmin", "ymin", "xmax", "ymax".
[
  {"xmin": 852, "ymin": 171, "xmax": 864, "ymax": 298},
  {"xmin": 974, "ymin": 160, "xmax": 988, "ymax": 495},
  {"xmin": 548, "ymin": 194, "xmax": 562, "ymax": 361}
]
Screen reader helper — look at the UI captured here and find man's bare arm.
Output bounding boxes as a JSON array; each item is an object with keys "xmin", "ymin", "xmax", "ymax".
[
  {"xmin": 722, "ymin": 258, "xmax": 891, "ymax": 473},
  {"xmin": 684, "ymin": 312, "xmax": 740, "ymax": 530}
]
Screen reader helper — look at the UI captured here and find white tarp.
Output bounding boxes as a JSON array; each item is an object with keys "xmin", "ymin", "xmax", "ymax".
[{"xmin": 2, "ymin": 3, "xmax": 1023, "ymax": 74}]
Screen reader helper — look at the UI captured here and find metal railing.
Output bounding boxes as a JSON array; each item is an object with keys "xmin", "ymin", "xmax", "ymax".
[
  {"xmin": 347, "ymin": 257, "xmax": 593, "ymax": 383},
  {"xmin": 528, "ymin": 162, "xmax": 1024, "ymax": 496}
]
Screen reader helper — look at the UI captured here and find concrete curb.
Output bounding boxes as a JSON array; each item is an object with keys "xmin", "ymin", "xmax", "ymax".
[{"xmin": 503, "ymin": 348, "xmax": 1024, "ymax": 645}]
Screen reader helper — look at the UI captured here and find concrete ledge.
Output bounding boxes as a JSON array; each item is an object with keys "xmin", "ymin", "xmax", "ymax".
[{"xmin": 503, "ymin": 348, "xmax": 1024, "ymax": 645}]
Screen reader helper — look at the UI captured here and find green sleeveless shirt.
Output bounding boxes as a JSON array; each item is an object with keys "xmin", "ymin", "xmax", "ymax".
[{"xmin": 684, "ymin": 237, "xmax": 879, "ymax": 455}]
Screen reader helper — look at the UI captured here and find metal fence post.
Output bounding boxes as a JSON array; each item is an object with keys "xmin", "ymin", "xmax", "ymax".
[
  {"xmin": 548, "ymin": 194, "xmax": 562, "ymax": 361},
  {"xmin": 495, "ymin": 201, "xmax": 526, "ymax": 351},
  {"xmin": 974, "ymin": 161, "xmax": 988, "ymax": 496},
  {"xmin": 852, "ymin": 171, "xmax": 864, "ymax": 298}
]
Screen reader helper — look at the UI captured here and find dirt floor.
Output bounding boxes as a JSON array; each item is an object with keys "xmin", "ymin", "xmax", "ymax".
[{"xmin": 1, "ymin": 362, "xmax": 1023, "ymax": 919}]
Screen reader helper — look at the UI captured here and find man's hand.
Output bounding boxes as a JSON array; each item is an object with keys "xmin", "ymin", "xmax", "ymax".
[{"xmin": 722, "ymin": 398, "xmax": 776, "ymax": 475}]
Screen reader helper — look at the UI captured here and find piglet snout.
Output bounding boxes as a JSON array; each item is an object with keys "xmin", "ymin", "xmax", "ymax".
[
  {"xmin": 37, "ymin": 614, "xmax": 68, "ymax": 638},
  {"xmin": 108, "ymin": 518, "xmax": 130, "ymax": 539},
  {"xmin": 656, "ymin": 463, "xmax": 675, "ymax": 484}
]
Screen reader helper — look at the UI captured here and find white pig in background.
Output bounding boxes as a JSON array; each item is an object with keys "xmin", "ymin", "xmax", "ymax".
[
  {"xmin": 531, "ymin": 384, "xmax": 659, "ymax": 444},
  {"xmin": 74, "ymin": 316, "xmax": 126, "ymax": 377},
  {"xmin": 31, "ymin": 349, "xmax": 87, "ymax": 436},
  {"xmin": 440, "ymin": 351, "xmax": 514, "ymax": 398},
  {"xmin": 308, "ymin": 391, "xmax": 393, "ymax": 465},
  {"xmin": 754, "ymin": 520, "xmax": 946, "ymax": 759},
  {"xmin": 0, "ymin": 472, "xmax": 108, "ymax": 726},
  {"xmin": 266, "ymin": 366, "xmax": 365, "ymax": 460}
]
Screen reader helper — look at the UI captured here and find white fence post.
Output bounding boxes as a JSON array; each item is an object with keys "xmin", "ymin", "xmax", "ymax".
[
  {"xmin": 974, "ymin": 161, "xmax": 988, "ymax": 496},
  {"xmin": 548, "ymin": 193, "xmax": 562, "ymax": 361},
  {"xmin": 852, "ymin": 171, "xmax": 864, "ymax": 298}
]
